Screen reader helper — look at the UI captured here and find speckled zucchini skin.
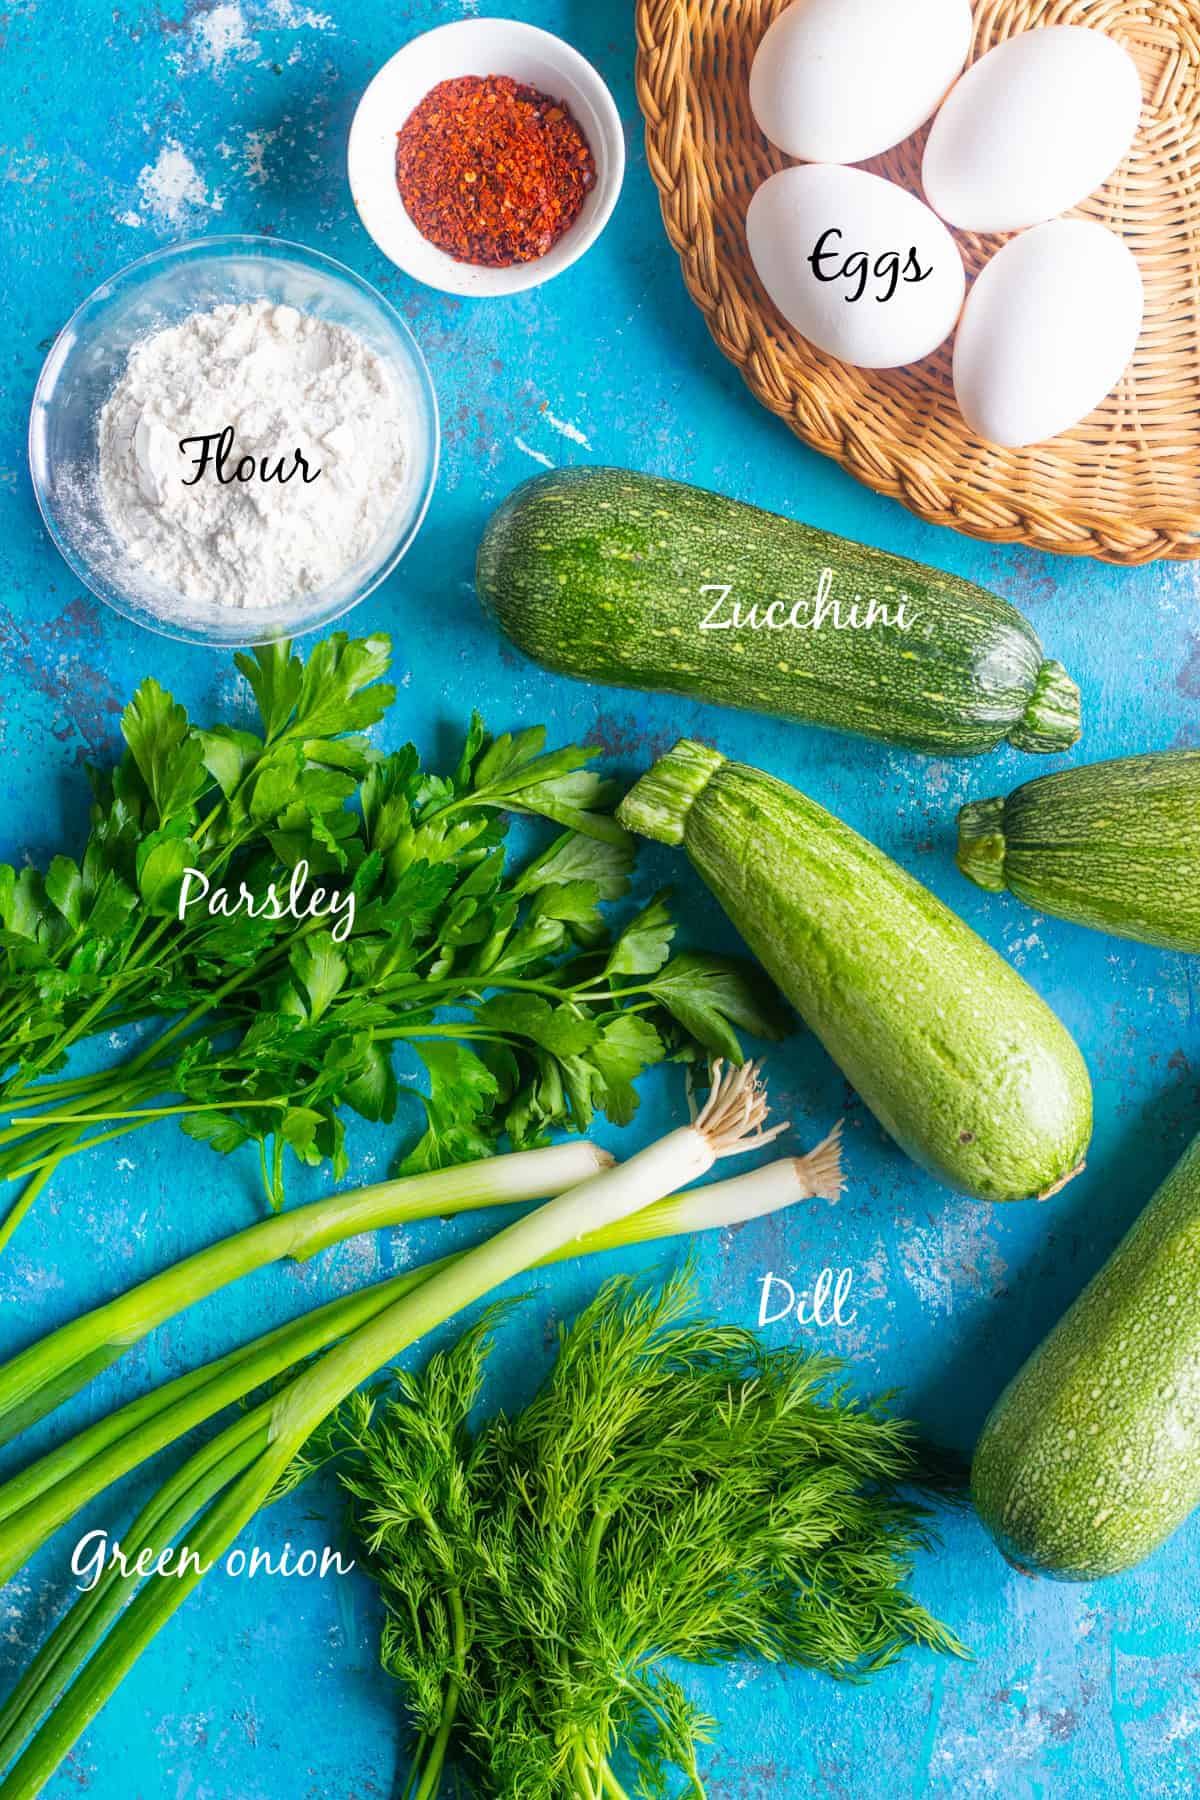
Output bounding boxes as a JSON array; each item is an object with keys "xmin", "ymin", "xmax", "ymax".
[
  {"xmin": 617, "ymin": 742, "xmax": 1093, "ymax": 1204},
  {"xmin": 958, "ymin": 750, "xmax": 1200, "ymax": 952},
  {"xmin": 973, "ymin": 1136, "xmax": 1200, "ymax": 1579},
  {"xmin": 476, "ymin": 467, "xmax": 1081, "ymax": 758}
]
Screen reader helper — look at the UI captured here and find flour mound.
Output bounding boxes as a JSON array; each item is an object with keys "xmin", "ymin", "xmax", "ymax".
[{"xmin": 98, "ymin": 299, "xmax": 409, "ymax": 610}]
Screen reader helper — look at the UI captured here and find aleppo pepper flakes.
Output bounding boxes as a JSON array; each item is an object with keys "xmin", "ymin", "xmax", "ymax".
[{"xmin": 395, "ymin": 74, "xmax": 597, "ymax": 268}]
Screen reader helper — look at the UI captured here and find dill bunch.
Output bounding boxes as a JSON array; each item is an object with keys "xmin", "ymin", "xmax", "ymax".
[{"xmin": 331, "ymin": 1270, "xmax": 966, "ymax": 1799}]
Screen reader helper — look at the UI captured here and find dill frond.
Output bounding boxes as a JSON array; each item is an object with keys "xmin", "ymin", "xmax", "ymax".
[{"xmin": 338, "ymin": 1268, "xmax": 966, "ymax": 1797}]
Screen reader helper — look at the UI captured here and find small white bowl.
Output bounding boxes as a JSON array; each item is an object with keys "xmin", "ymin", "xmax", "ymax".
[{"xmin": 348, "ymin": 18, "xmax": 625, "ymax": 298}]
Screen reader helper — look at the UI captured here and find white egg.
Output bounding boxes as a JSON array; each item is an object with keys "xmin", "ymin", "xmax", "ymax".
[
  {"xmin": 953, "ymin": 220, "xmax": 1143, "ymax": 448},
  {"xmin": 923, "ymin": 27, "xmax": 1142, "ymax": 233},
  {"xmin": 747, "ymin": 164, "xmax": 965, "ymax": 369},
  {"xmin": 749, "ymin": 0, "xmax": 973, "ymax": 165}
]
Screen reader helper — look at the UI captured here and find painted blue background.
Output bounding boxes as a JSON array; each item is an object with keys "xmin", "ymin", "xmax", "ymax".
[{"xmin": 1, "ymin": 1, "xmax": 1198, "ymax": 1794}]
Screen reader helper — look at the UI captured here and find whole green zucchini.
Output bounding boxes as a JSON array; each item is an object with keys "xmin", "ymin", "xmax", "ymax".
[
  {"xmin": 973, "ymin": 1134, "xmax": 1200, "ymax": 1579},
  {"xmin": 477, "ymin": 467, "xmax": 1081, "ymax": 758},
  {"xmin": 959, "ymin": 750, "xmax": 1200, "ymax": 952},
  {"xmin": 617, "ymin": 740, "xmax": 1092, "ymax": 1203}
]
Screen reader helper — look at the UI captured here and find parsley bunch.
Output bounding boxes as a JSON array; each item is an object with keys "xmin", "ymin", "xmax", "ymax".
[
  {"xmin": 334, "ymin": 1271, "xmax": 966, "ymax": 1800},
  {"xmin": 0, "ymin": 634, "xmax": 785, "ymax": 1246}
]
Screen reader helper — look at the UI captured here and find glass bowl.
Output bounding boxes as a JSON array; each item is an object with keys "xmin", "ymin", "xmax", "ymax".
[{"xmin": 28, "ymin": 235, "xmax": 440, "ymax": 648}]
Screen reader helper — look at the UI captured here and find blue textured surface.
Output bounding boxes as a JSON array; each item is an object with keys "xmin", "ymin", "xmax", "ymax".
[{"xmin": 1, "ymin": 2, "xmax": 1199, "ymax": 1795}]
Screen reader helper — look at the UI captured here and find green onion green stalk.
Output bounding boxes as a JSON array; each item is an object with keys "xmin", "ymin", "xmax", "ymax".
[
  {"xmin": 0, "ymin": 1141, "xmax": 610, "ymax": 1448},
  {"xmin": 0, "ymin": 1125, "xmax": 841, "ymax": 1588}
]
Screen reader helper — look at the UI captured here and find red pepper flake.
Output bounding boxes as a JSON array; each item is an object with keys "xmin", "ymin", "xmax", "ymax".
[{"xmin": 395, "ymin": 73, "xmax": 597, "ymax": 268}]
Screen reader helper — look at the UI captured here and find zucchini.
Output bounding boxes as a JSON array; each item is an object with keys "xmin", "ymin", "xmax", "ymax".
[
  {"xmin": 973, "ymin": 1134, "xmax": 1200, "ymax": 1579},
  {"xmin": 617, "ymin": 740, "xmax": 1092, "ymax": 1203},
  {"xmin": 959, "ymin": 750, "xmax": 1200, "ymax": 952},
  {"xmin": 476, "ymin": 467, "xmax": 1081, "ymax": 758}
]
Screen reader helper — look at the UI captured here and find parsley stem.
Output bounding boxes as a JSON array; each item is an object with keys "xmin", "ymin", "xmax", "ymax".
[
  {"xmin": 121, "ymin": 959, "xmax": 281, "ymax": 1073},
  {"xmin": 4, "ymin": 1037, "xmax": 204, "ymax": 1126},
  {"xmin": 3, "ymin": 1121, "xmax": 159, "ymax": 1183},
  {"xmin": 0, "ymin": 1116, "xmax": 78, "ymax": 1148},
  {"xmin": 0, "ymin": 1160, "xmax": 59, "ymax": 1258},
  {"xmin": 3, "ymin": 804, "xmax": 256, "ymax": 1051},
  {"xmin": 14, "ymin": 963, "xmax": 161, "ymax": 1085},
  {"xmin": 371, "ymin": 1027, "xmax": 514, "ymax": 1045},
  {"xmin": 91, "ymin": 924, "xmax": 322, "ymax": 1098},
  {"xmin": 0, "ymin": 933, "xmax": 319, "ymax": 1203},
  {"xmin": 12, "ymin": 1101, "xmax": 288, "ymax": 1127},
  {"xmin": 0, "ymin": 1074, "xmax": 161, "ymax": 1149},
  {"xmin": 1, "ymin": 1073, "xmax": 126, "ymax": 1116},
  {"xmin": 4, "ymin": 877, "xmax": 313, "ymax": 1107},
  {"xmin": 0, "ymin": 1079, "xmax": 164, "ymax": 1193}
]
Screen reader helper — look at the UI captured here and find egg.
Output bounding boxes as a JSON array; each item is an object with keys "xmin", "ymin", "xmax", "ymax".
[
  {"xmin": 923, "ymin": 27, "xmax": 1142, "ymax": 233},
  {"xmin": 747, "ymin": 164, "xmax": 965, "ymax": 369},
  {"xmin": 749, "ymin": 0, "xmax": 973, "ymax": 165},
  {"xmin": 953, "ymin": 220, "xmax": 1143, "ymax": 448}
]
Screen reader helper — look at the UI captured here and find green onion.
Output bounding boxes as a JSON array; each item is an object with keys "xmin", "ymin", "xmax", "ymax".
[
  {"xmin": 0, "ymin": 1140, "xmax": 610, "ymax": 1448},
  {"xmin": 0, "ymin": 1063, "xmax": 791, "ymax": 1797},
  {"xmin": 0, "ymin": 1125, "xmax": 842, "ymax": 1588}
]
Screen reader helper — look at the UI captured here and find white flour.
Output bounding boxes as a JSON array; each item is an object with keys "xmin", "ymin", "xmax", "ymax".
[{"xmin": 98, "ymin": 299, "xmax": 409, "ymax": 610}]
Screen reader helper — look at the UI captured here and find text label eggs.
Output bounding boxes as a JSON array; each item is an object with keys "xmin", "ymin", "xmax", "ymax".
[{"xmin": 747, "ymin": 165, "xmax": 965, "ymax": 370}]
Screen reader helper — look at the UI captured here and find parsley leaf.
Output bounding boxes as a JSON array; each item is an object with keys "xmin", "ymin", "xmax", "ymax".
[
  {"xmin": 399, "ymin": 1041, "xmax": 500, "ymax": 1174},
  {"xmin": 647, "ymin": 952, "xmax": 793, "ymax": 1062},
  {"xmin": 590, "ymin": 1013, "xmax": 666, "ymax": 1125},
  {"xmin": 604, "ymin": 890, "xmax": 676, "ymax": 977},
  {"xmin": 121, "ymin": 679, "xmax": 209, "ymax": 826}
]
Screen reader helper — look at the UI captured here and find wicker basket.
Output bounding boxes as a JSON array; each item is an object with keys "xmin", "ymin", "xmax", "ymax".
[{"xmin": 635, "ymin": 0, "xmax": 1200, "ymax": 564}]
